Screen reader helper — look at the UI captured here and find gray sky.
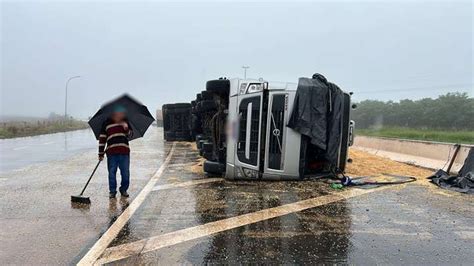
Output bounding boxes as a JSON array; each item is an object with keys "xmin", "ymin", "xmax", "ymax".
[{"xmin": 1, "ymin": 0, "xmax": 472, "ymax": 119}]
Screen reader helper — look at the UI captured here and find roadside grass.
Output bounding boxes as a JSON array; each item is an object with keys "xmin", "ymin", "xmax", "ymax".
[
  {"xmin": 0, "ymin": 120, "xmax": 88, "ymax": 139},
  {"xmin": 356, "ymin": 127, "xmax": 474, "ymax": 144}
]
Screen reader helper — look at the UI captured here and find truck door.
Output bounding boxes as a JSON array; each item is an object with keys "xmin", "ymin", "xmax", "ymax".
[
  {"xmin": 262, "ymin": 89, "xmax": 301, "ymax": 179},
  {"xmin": 265, "ymin": 92, "xmax": 287, "ymax": 171},
  {"xmin": 236, "ymin": 92, "xmax": 262, "ymax": 175}
]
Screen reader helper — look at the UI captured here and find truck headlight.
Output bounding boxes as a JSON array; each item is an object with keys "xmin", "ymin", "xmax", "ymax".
[
  {"xmin": 246, "ymin": 83, "xmax": 263, "ymax": 94},
  {"xmin": 242, "ymin": 167, "xmax": 258, "ymax": 178},
  {"xmin": 239, "ymin": 82, "xmax": 264, "ymax": 95}
]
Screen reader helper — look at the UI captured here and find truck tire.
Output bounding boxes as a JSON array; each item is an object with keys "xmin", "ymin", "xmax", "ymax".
[
  {"xmin": 206, "ymin": 79, "xmax": 230, "ymax": 96},
  {"xmin": 196, "ymin": 102, "xmax": 202, "ymax": 113},
  {"xmin": 195, "ymin": 134, "xmax": 204, "ymax": 145},
  {"xmin": 202, "ymin": 151, "xmax": 214, "ymax": 161},
  {"xmin": 196, "ymin": 93, "xmax": 202, "ymax": 101},
  {"xmin": 202, "ymin": 142, "xmax": 213, "ymax": 153},
  {"xmin": 164, "ymin": 103, "xmax": 191, "ymax": 109},
  {"xmin": 191, "ymin": 115, "xmax": 200, "ymax": 131},
  {"xmin": 198, "ymin": 139, "xmax": 207, "ymax": 150},
  {"xmin": 203, "ymin": 160, "xmax": 226, "ymax": 175},
  {"xmin": 199, "ymin": 100, "xmax": 218, "ymax": 112},
  {"xmin": 201, "ymin": 91, "xmax": 213, "ymax": 100}
]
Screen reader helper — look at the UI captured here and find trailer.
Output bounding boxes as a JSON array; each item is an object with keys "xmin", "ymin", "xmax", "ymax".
[{"xmin": 162, "ymin": 103, "xmax": 193, "ymax": 141}]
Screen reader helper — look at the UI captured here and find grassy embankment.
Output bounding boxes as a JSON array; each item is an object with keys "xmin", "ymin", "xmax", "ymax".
[
  {"xmin": 0, "ymin": 120, "xmax": 88, "ymax": 139},
  {"xmin": 356, "ymin": 127, "xmax": 474, "ymax": 144}
]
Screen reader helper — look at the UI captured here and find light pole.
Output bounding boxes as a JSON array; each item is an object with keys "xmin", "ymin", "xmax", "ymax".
[
  {"xmin": 65, "ymin": 75, "xmax": 81, "ymax": 119},
  {"xmin": 242, "ymin": 66, "xmax": 250, "ymax": 79}
]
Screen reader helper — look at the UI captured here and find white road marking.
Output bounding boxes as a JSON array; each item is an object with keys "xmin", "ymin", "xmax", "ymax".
[
  {"xmin": 152, "ymin": 178, "xmax": 222, "ymax": 191},
  {"xmin": 454, "ymin": 231, "xmax": 474, "ymax": 240},
  {"xmin": 96, "ymin": 184, "xmax": 406, "ymax": 264},
  {"xmin": 13, "ymin": 146, "xmax": 27, "ymax": 151},
  {"xmin": 351, "ymin": 229, "xmax": 432, "ymax": 239},
  {"xmin": 77, "ymin": 143, "xmax": 176, "ymax": 266},
  {"xmin": 42, "ymin": 141, "xmax": 55, "ymax": 145}
]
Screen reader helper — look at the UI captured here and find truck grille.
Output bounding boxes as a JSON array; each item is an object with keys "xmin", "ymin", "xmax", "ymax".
[
  {"xmin": 237, "ymin": 96, "xmax": 261, "ymax": 166},
  {"xmin": 268, "ymin": 94, "xmax": 286, "ymax": 170}
]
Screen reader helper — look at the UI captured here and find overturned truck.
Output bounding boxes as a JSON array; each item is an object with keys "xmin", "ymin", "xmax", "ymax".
[{"xmin": 164, "ymin": 73, "xmax": 355, "ymax": 180}]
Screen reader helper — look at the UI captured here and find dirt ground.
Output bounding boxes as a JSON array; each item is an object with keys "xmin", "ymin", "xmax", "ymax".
[
  {"xmin": 346, "ymin": 148, "xmax": 432, "ymax": 179},
  {"xmin": 188, "ymin": 142, "xmax": 433, "ymax": 180}
]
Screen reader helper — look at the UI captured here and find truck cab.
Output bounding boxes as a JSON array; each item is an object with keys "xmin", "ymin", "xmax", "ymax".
[{"xmin": 225, "ymin": 78, "xmax": 354, "ymax": 180}]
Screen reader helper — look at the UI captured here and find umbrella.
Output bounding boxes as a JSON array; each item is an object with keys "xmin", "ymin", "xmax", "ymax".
[{"xmin": 88, "ymin": 94, "xmax": 155, "ymax": 141}]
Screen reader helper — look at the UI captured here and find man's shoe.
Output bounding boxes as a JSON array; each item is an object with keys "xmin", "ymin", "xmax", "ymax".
[
  {"xmin": 120, "ymin": 190, "xmax": 129, "ymax": 197},
  {"xmin": 109, "ymin": 192, "xmax": 117, "ymax": 198}
]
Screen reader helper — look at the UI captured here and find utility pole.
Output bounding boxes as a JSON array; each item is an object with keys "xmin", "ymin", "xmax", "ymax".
[
  {"xmin": 242, "ymin": 66, "xmax": 250, "ymax": 79},
  {"xmin": 65, "ymin": 75, "xmax": 81, "ymax": 119}
]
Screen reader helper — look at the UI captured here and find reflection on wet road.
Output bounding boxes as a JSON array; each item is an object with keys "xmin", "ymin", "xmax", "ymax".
[
  {"xmin": 0, "ymin": 127, "xmax": 166, "ymax": 265},
  {"xmin": 2, "ymin": 131, "xmax": 473, "ymax": 265},
  {"xmin": 84, "ymin": 142, "xmax": 473, "ymax": 265},
  {"xmin": 0, "ymin": 129, "xmax": 97, "ymax": 173}
]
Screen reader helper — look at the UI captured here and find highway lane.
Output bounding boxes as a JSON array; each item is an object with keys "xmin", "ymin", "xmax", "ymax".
[
  {"xmin": 1, "ymin": 127, "xmax": 473, "ymax": 265},
  {"xmin": 0, "ymin": 129, "xmax": 97, "ymax": 173},
  {"xmin": 0, "ymin": 126, "xmax": 166, "ymax": 264}
]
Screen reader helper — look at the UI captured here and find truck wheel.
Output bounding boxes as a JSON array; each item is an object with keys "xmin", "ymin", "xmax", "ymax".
[
  {"xmin": 202, "ymin": 142, "xmax": 213, "ymax": 153},
  {"xmin": 198, "ymin": 139, "xmax": 207, "ymax": 150},
  {"xmin": 196, "ymin": 93, "xmax": 202, "ymax": 101},
  {"xmin": 199, "ymin": 100, "xmax": 218, "ymax": 112},
  {"xmin": 201, "ymin": 91, "xmax": 213, "ymax": 100},
  {"xmin": 206, "ymin": 79, "xmax": 230, "ymax": 96},
  {"xmin": 195, "ymin": 134, "xmax": 204, "ymax": 144},
  {"xmin": 203, "ymin": 160, "xmax": 226, "ymax": 175},
  {"xmin": 164, "ymin": 103, "xmax": 191, "ymax": 109},
  {"xmin": 191, "ymin": 115, "xmax": 201, "ymax": 132},
  {"xmin": 202, "ymin": 150, "xmax": 214, "ymax": 160}
]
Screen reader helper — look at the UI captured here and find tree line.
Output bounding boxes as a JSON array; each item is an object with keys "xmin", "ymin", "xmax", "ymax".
[{"xmin": 351, "ymin": 92, "xmax": 474, "ymax": 130}]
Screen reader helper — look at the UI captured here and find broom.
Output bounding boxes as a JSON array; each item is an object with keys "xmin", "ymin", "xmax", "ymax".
[{"xmin": 71, "ymin": 160, "xmax": 102, "ymax": 204}]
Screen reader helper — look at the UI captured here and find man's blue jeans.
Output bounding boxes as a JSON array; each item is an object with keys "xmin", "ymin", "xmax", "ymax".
[{"xmin": 107, "ymin": 154, "xmax": 130, "ymax": 193}]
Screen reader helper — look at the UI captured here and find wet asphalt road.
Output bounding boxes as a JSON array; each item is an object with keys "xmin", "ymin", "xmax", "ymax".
[
  {"xmin": 0, "ymin": 129, "xmax": 97, "ymax": 173},
  {"xmin": 1, "ymin": 126, "xmax": 166, "ymax": 264},
  {"xmin": 1, "ymin": 126, "xmax": 474, "ymax": 265}
]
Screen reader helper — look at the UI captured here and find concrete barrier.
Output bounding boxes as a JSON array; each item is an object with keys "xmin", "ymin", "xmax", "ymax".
[{"xmin": 353, "ymin": 136, "xmax": 473, "ymax": 171}]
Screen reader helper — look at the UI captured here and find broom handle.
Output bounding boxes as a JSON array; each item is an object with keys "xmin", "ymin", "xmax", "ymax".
[{"xmin": 79, "ymin": 160, "xmax": 102, "ymax": 196}]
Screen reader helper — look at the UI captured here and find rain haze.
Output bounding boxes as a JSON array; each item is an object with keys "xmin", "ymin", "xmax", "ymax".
[
  {"xmin": 1, "ymin": 0, "xmax": 472, "ymax": 119},
  {"xmin": 2, "ymin": 2, "xmax": 474, "ymax": 265}
]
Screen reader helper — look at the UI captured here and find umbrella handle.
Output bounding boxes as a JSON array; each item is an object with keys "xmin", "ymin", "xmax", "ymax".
[{"xmin": 79, "ymin": 160, "xmax": 102, "ymax": 196}]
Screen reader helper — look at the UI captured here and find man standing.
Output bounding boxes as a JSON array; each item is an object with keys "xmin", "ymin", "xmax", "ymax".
[{"xmin": 98, "ymin": 105, "xmax": 133, "ymax": 198}]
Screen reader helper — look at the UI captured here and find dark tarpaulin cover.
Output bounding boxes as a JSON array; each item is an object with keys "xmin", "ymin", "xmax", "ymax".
[
  {"xmin": 287, "ymin": 74, "xmax": 344, "ymax": 165},
  {"xmin": 429, "ymin": 148, "xmax": 474, "ymax": 194}
]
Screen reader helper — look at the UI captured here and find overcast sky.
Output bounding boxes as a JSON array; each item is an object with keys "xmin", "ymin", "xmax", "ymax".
[{"xmin": 1, "ymin": 1, "xmax": 472, "ymax": 119}]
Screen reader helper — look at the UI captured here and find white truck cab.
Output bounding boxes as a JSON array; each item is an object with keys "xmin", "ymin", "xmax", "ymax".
[{"xmin": 225, "ymin": 78, "xmax": 354, "ymax": 180}]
